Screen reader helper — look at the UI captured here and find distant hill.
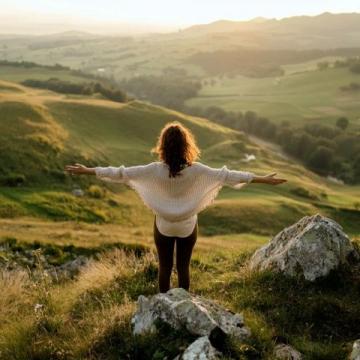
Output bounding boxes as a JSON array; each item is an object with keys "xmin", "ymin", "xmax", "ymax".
[
  {"xmin": 184, "ymin": 12, "xmax": 360, "ymax": 49},
  {"xmin": 1, "ymin": 12, "xmax": 360, "ymax": 83}
]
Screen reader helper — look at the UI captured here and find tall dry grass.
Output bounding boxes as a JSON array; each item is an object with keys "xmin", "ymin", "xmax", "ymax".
[{"xmin": 0, "ymin": 248, "xmax": 157, "ymax": 359}]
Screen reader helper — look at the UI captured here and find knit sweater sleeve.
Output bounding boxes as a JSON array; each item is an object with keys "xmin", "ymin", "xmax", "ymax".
[
  {"xmin": 94, "ymin": 162, "xmax": 157, "ymax": 184},
  {"xmin": 198, "ymin": 162, "xmax": 255, "ymax": 189},
  {"xmin": 223, "ymin": 167, "xmax": 255, "ymax": 189},
  {"xmin": 94, "ymin": 165, "xmax": 127, "ymax": 183},
  {"xmin": 195, "ymin": 163, "xmax": 255, "ymax": 189}
]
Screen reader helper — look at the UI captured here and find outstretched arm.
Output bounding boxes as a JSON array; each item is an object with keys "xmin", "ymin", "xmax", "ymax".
[
  {"xmin": 222, "ymin": 167, "xmax": 286, "ymax": 189},
  {"xmin": 65, "ymin": 163, "xmax": 95, "ymax": 175},
  {"xmin": 64, "ymin": 163, "xmax": 126, "ymax": 183},
  {"xmin": 250, "ymin": 172, "xmax": 287, "ymax": 185},
  {"xmin": 65, "ymin": 162, "xmax": 156, "ymax": 183}
]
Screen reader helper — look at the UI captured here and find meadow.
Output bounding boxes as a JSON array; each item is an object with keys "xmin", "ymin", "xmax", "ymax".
[
  {"xmin": 186, "ymin": 64, "xmax": 360, "ymax": 128},
  {"xmin": 1, "ymin": 220, "xmax": 359, "ymax": 359}
]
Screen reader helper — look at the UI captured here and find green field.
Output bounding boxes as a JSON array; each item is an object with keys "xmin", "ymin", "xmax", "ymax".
[
  {"xmin": 186, "ymin": 66, "xmax": 360, "ymax": 128},
  {"xmin": 0, "ymin": 65, "xmax": 88, "ymax": 83}
]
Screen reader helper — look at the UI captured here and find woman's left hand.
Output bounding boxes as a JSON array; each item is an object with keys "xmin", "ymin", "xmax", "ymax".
[
  {"xmin": 262, "ymin": 172, "xmax": 287, "ymax": 185},
  {"xmin": 64, "ymin": 163, "xmax": 93, "ymax": 175}
]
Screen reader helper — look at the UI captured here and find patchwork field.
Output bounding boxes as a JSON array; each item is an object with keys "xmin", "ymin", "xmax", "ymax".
[{"xmin": 186, "ymin": 66, "xmax": 360, "ymax": 128}]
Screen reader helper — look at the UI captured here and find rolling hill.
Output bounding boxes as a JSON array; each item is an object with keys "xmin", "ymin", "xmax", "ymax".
[
  {"xmin": 186, "ymin": 63, "xmax": 360, "ymax": 128},
  {"xmin": 0, "ymin": 77, "xmax": 359, "ymax": 239},
  {"xmin": 184, "ymin": 12, "xmax": 360, "ymax": 49},
  {"xmin": 1, "ymin": 12, "xmax": 360, "ymax": 82}
]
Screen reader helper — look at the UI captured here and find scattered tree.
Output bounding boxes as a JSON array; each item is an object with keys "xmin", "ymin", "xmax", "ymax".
[
  {"xmin": 336, "ymin": 117, "xmax": 349, "ymax": 130},
  {"xmin": 317, "ymin": 61, "xmax": 329, "ymax": 70}
]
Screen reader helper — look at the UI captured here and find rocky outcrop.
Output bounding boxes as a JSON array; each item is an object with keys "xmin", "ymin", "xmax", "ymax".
[
  {"xmin": 274, "ymin": 343, "xmax": 302, "ymax": 359},
  {"xmin": 173, "ymin": 336, "xmax": 222, "ymax": 360},
  {"xmin": 350, "ymin": 339, "xmax": 360, "ymax": 360},
  {"xmin": 46, "ymin": 255, "xmax": 88, "ymax": 280},
  {"xmin": 131, "ymin": 288, "xmax": 250, "ymax": 340},
  {"xmin": 249, "ymin": 214, "xmax": 358, "ymax": 281},
  {"xmin": 0, "ymin": 245, "xmax": 88, "ymax": 280}
]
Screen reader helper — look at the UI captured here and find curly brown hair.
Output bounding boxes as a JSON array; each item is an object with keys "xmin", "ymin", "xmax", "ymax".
[{"xmin": 151, "ymin": 121, "xmax": 201, "ymax": 178}]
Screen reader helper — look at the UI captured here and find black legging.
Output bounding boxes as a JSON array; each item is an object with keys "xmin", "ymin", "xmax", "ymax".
[{"xmin": 153, "ymin": 217, "xmax": 198, "ymax": 293}]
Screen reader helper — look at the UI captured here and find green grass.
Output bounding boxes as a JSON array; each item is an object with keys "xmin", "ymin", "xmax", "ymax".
[
  {"xmin": 0, "ymin": 79, "xmax": 359, "ymax": 239},
  {"xmin": 282, "ymin": 56, "xmax": 345, "ymax": 75},
  {"xmin": 0, "ymin": 65, "xmax": 88, "ymax": 84},
  {"xmin": 186, "ymin": 67, "xmax": 360, "ymax": 128}
]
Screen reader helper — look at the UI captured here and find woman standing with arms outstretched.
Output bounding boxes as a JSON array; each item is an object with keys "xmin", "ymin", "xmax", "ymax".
[{"xmin": 65, "ymin": 121, "xmax": 286, "ymax": 293}]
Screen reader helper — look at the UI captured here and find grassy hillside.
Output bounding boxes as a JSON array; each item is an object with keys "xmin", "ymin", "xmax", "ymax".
[
  {"xmin": 0, "ymin": 63, "xmax": 88, "ymax": 84},
  {"xmin": 0, "ymin": 77, "xmax": 360, "ymax": 359},
  {"xmin": 186, "ymin": 65, "xmax": 360, "ymax": 128},
  {"xmin": 2, "ymin": 235, "xmax": 359, "ymax": 360},
  {"xmin": 0, "ymin": 78, "xmax": 359, "ymax": 239}
]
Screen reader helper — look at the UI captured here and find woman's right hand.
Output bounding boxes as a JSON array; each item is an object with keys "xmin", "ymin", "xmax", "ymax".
[{"xmin": 65, "ymin": 163, "xmax": 94, "ymax": 175}]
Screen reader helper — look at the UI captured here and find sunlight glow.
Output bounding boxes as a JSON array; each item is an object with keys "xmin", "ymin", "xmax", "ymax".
[{"xmin": 2, "ymin": 0, "xmax": 360, "ymax": 26}]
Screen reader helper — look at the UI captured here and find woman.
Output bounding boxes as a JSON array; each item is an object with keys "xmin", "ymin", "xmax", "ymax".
[{"xmin": 65, "ymin": 121, "xmax": 286, "ymax": 293}]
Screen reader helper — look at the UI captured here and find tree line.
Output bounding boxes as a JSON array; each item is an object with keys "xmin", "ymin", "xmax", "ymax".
[
  {"xmin": 118, "ymin": 73, "xmax": 202, "ymax": 109},
  {"xmin": 184, "ymin": 105, "xmax": 360, "ymax": 184},
  {"xmin": 21, "ymin": 78, "xmax": 128, "ymax": 103},
  {"xmin": 0, "ymin": 59, "xmax": 69, "ymax": 70}
]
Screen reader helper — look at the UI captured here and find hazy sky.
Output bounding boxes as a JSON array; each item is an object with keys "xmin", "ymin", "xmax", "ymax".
[{"xmin": 2, "ymin": 0, "xmax": 360, "ymax": 26}]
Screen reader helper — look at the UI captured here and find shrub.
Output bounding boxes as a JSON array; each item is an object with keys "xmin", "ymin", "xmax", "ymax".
[
  {"xmin": 336, "ymin": 117, "xmax": 349, "ymax": 131},
  {"xmin": 0, "ymin": 173, "xmax": 26, "ymax": 186},
  {"xmin": 307, "ymin": 146, "xmax": 335, "ymax": 172},
  {"xmin": 87, "ymin": 185, "xmax": 106, "ymax": 199},
  {"xmin": 290, "ymin": 187, "xmax": 319, "ymax": 201},
  {"xmin": 350, "ymin": 61, "xmax": 360, "ymax": 74},
  {"xmin": 0, "ymin": 202, "xmax": 26, "ymax": 218}
]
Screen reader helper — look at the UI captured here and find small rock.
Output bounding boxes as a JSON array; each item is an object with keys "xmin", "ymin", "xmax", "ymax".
[
  {"xmin": 274, "ymin": 344, "xmax": 302, "ymax": 360},
  {"xmin": 350, "ymin": 339, "xmax": 360, "ymax": 360},
  {"xmin": 174, "ymin": 336, "xmax": 222, "ymax": 360},
  {"xmin": 47, "ymin": 255, "xmax": 88, "ymax": 279},
  {"xmin": 131, "ymin": 288, "xmax": 250, "ymax": 341},
  {"xmin": 34, "ymin": 303, "xmax": 44, "ymax": 313},
  {"xmin": 249, "ymin": 214, "xmax": 358, "ymax": 281},
  {"xmin": 243, "ymin": 154, "xmax": 256, "ymax": 162},
  {"xmin": 72, "ymin": 188, "xmax": 84, "ymax": 197}
]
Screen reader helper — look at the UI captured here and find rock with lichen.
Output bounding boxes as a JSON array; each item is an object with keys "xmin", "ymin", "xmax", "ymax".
[{"xmin": 249, "ymin": 214, "xmax": 358, "ymax": 281}]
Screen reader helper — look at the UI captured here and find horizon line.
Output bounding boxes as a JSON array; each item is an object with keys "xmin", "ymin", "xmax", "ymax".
[{"xmin": 0, "ymin": 10, "xmax": 359, "ymax": 37}]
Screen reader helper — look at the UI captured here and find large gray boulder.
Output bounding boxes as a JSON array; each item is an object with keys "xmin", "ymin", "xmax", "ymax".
[
  {"xmin": 249, "ymin": 214, "xmax": 358, "ymax": 281},
  {"xmin": 131, "ymin": 287, "xmax": 250, "ymax": 340},
  {"xmin": 173, "ymin": 336, "xmax": 222, "ymax": 360}
]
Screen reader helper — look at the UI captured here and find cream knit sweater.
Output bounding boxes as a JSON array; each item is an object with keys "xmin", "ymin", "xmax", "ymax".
[{"xmin": 95, "ymin": 161, "xmax": 254, "ymax": 238}]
